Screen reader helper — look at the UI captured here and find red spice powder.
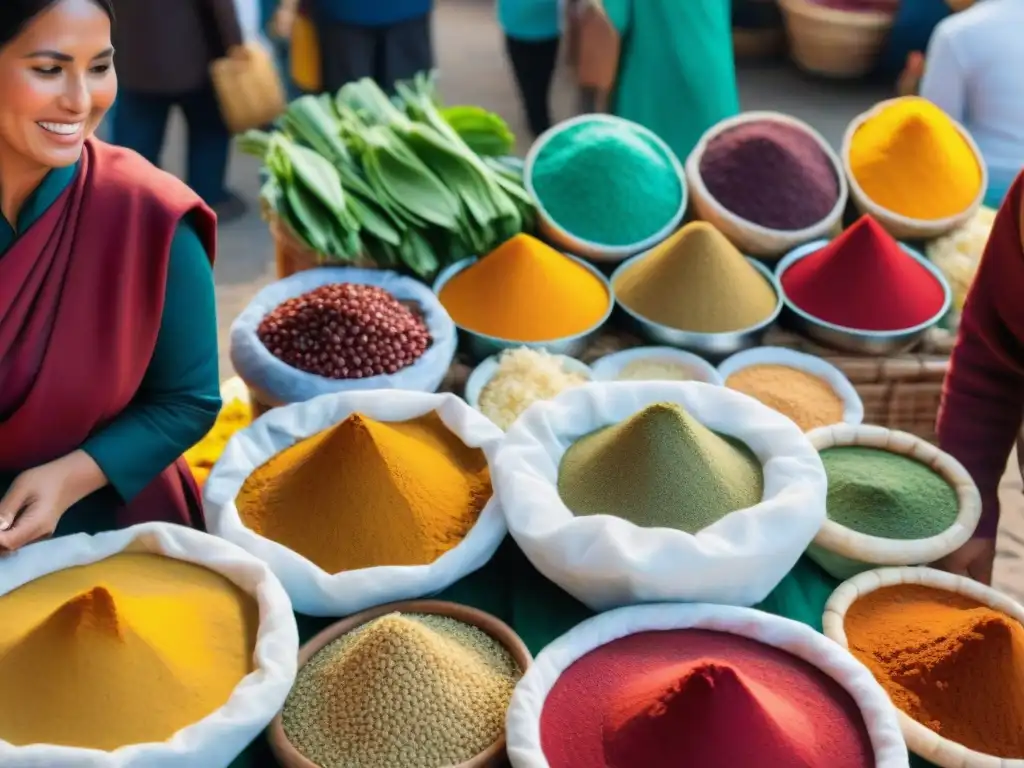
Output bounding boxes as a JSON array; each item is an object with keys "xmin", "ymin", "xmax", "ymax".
[
  {"xmin": 540, "ymin": 629, "xmax": 874, "ymax": 768},
  {"xmin": 780, "ymin": 215, "xmax": 946, "ymax": 331}
]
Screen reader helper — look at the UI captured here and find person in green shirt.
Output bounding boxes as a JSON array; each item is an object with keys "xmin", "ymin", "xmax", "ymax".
[
  {"xmin": 603, "ymin": 0, "xmax": 740, "ymax": 163},
  {"xmin": 0, "ymin": 0, "xmax": 222, "ymax": 552}
]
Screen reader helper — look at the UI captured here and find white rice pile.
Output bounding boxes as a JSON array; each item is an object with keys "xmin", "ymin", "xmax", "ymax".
[{"xmin": 478, "ymin": 348, "xmax": 589, "ymax": 430}]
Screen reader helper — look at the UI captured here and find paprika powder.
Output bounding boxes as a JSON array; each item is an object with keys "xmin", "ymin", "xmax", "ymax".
[
  {"xmin": 781, "ymin": 215, "xmax": 947, "ymax": 331},
  {"xmin": 846, "ymin": 584, "xmax": 1024, "ymax": 759},
  {"xmin": 540, "ymin": 629, "xmax": 874, "ymax": 767}
]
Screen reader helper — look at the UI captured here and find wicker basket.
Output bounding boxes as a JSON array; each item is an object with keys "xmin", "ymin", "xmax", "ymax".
[
  {"xmin": 209, "ymin": 43, "xmax": 286, "ymax": 134},
  {"xmin": 779, "ymin": 0, "xmax": 894, "ymax": 79},
  {"xmin": 269, "ymin": 214, "xmax": 376, "ymax": 278},
  {"xmin": 842, "ymin": 98, "xmax": 989, "ymax": 241},
  {"xmin": 763, "ymin": 327, "xmax": 954, "ymax": 443}
]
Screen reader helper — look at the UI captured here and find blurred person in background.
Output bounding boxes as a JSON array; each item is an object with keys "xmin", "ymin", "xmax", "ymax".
[
  {"xmin": 601, "ymin": 0, "xmax": 738, "ymax": 162},
  {"xmin": 498, "ymin": 0, "xmax": 561, "ymax": 137},
  {"xmin": 111, "ymin": 0, "xmax": 246, "ymax": 222},
  {"xmin": 917, "ymin": 0, "xmax": 1024, "ymax": 209},
  {"xmin": 307, "ymin": 0, "xmax": 433, "ymax": 92}
]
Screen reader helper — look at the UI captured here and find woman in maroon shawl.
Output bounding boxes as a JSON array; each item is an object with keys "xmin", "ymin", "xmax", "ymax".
[
  {"xmin": 0, "ymin": 0, "xmax": 222, "ymax": 552},
  {"xmin": 937, "ymin": 171, "xmax": 1024, "ymax": 584}
]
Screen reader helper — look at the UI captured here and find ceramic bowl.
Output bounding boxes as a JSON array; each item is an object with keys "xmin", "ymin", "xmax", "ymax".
[
  {"xmin": 590, "ymin": 347, "xmax": 722, "ymax": 385},
  {"xmin": 464, "ymin": 353, "xmax": 593, "ymax": 410},
  {"xmin": 268, "ymin": 600, "xmax": 532, "ymax": 768},
  {"xmin": 523, "ymin": 113, "xmax": 688, "ymax": 264},
  {"xmin": 806, "ymin": 423, "xmax": 981, "ymax": 580}
]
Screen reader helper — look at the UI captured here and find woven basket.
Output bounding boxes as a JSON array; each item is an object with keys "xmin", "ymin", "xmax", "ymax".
[
  {"xmin": 842, "ymin": 97, "xmax": 989, "ymax": 241},
  {"xmin": 779, "ymin": 0, "xmax": 894, "ymax": 79},
  {"xmin": 763, "ymin": 326, "xmax": 953, "ymax": 443},
  {"xmin": 684, "ymin": 111, "xmax": 847, "ymax": 260},
  {"xmin": 269, "ymin": 214, "xmax": 376, "ymax": 279},
  {"xmin": 209, "ymin": 44, "xmax": 286, "ymax": 134},
  {"xmin": 806, "ymin": 424, "xmax": 981, "ymax": 579},
  {"xmin": 823, "ymin": 567, "xmax": 1024, "ymax": 768}
]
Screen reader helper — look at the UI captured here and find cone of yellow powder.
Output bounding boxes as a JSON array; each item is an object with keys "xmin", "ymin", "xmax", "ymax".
[
  {"xmin": 845, "ymin": 97, "xmax": 985, "ymax": 236},
  {"xmin": 0, "ymin": 553, "xmax": 258, "ymax": 751}
]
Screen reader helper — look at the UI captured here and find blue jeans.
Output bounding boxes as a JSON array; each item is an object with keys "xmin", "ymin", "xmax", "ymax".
[{"xmin": 111, "ymin": 86, "xmax": 232, "ymax": 206}]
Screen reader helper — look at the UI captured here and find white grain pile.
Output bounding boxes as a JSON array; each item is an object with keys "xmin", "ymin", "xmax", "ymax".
[{"xmin": 478, "ymin": 348, "xmax": 588, "ymax": 430}]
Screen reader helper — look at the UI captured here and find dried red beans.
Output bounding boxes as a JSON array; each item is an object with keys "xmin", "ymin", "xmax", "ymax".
[{"xmin": 257, "ymin": 283, "xmax": 431, "ymax": 380}]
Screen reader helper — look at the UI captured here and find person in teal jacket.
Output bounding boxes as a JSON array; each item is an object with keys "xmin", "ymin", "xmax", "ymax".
[{"xmin": 603, "ymin": 0, "xmax": 739, "ymax": 163}]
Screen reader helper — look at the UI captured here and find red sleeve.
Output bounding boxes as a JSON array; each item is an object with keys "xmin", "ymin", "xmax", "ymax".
[{"xmin": 937, "ymin": 173, "xmax": 1024, "ymax": 537}]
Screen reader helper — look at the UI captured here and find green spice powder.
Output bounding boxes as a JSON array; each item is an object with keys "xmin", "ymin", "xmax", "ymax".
[
  {"xmin": 282, "ymin": 612, "xmax": 520, "ymax": 768},
  {"xmin": 530, "ymin": 120, "xmax": 683, "ymax": 247},
  {"xmin": 557, "ymin": 402, "xmax": 764, "ymax": 533},
  {"xmin": 821, "ymin": 446, "xmax": 959, "ymax": 539}
]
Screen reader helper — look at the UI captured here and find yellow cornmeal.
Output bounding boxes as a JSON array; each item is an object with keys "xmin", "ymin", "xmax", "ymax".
[{"xmin": 0, "ymin": 553, "xmax": 258, "ymax": 751}]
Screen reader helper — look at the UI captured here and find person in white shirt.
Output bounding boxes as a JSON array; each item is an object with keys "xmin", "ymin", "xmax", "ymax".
[{"xmin": 919, "ymin": 0, "xmax": 1024, "ymax": 208}]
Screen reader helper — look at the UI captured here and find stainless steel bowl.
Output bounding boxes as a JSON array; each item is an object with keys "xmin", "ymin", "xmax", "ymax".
[
  {"xmin": 432, "ymin": 255, "xmax": 614, "ymax": 362},
  {"xmin": 774, "ymin": 240, "xmax": 953, "ymax": 355},
  {"xmin": 523, "ymin": 114, "xmax": 689, "ymax": 264},
  {"xmin": 610, "ymin": 255, "xmax": 782, "ymax": 360}
]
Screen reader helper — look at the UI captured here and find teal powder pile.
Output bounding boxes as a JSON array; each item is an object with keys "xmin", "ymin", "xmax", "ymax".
[
  {"xmin": 557, "ymin": 402, "xmax": 764, "ymax": 533},
  {"xmin": 530, "ymin": 120, "xmax": 684, "ymax": 246},
  {"xmin": 821, "ymin": 446, "xmax": 959, "ymax": 539}
]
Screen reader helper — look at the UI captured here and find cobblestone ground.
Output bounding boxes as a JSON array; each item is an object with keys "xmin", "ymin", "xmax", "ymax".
[{"xmin": 152, "ymin": 0, "xmax": 1023, "ymax": 598}]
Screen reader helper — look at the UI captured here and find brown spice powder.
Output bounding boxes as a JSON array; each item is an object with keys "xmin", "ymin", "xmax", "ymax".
[{"xmin": 725, "ymin": 364, "xmax": 844, "ymax": 431}]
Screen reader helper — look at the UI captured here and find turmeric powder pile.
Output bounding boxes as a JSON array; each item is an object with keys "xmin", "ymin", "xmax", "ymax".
[
  {"xmin": 236, "ymin": 411, "xmax": 492, "ymax": 573},
  {"xmin": 0, "ymin": 553, "xmax": 257, "ymax": 751},
  {"xmin": 438, "ymin": 234, "xmax": 609, "ymax": 342},
  {"xmin": 846, "ymin": 584, "xmax": 1024, "ymax": 758},
  {"xmin": 849, "ymin": 97, "xmax": 982, "ymax": 220}
]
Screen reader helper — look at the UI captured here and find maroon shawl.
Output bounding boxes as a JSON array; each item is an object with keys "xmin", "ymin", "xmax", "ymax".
[{"xmin": 0, "ymin": 139, "xmax": 217, "ymax": 529}]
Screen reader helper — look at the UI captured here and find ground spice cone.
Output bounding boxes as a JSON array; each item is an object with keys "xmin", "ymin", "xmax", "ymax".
[{"xmin": 846, "ymin": 584, "xmax": 1024, "ymax": 758}]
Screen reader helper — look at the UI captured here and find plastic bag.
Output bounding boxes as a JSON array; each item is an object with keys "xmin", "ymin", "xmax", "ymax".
[
  {"xmin": 492, "ymin": 381, "xmax": 828, "ymax": 611},
  {"xmin": 230, "ymin": 268, "xmax": 457, "ymax": 407},
  {"xmin": 204, "ymin": 390, "xmax": 507, "ymax": 616},
  {"xmin": 0, "ymin": 523, "xmax": 298, "ymax": 768},
  {"xmin": 505, "ymin": 603, "xmax": 909, "ymax": 768}
]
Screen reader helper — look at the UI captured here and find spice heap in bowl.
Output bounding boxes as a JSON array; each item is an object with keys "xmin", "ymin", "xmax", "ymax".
[
  {"xmin": 510, "ymin": 604, "xmax": 901, "ymax": 768},
  {"xmin": 591, "ymin": 347, "xmax": 723, "ymax": 384},
  {"xmin": 719, "ymin": 347, "xmax": 863, "ymax": 431},
  {"xmin": 275, "ymin": 602, "xmax": 528, "ymax": 768},
  {"xmin": 612, "ymin": 221, "xmax": 781, "ymax": 357},
  {"xmin": 0, "ymin": 553, "xmax": 257, "ymax": 751},
  {"xmin": 824, "ymin": 567, "xmax": 1024, "ymax": 765},
  {"xmin": 467, "ymin": 348, "xmax": 591, "ymax": 431},
  {"xmin": 686, "ymin": 113, "xmax": 846, "ymax": 258},
  {"xmin": 844, "ymin": 97, "xmax": 986, "ymax": 239},
  {"xmin": 525, "ymin": 115, "xmax": 687, "ymax": 261},
  {"xmin": 806, "ymin": 425, "xmax": 980, "ymax": 579},
  {"xmin": 258, "ymin": 283, "xmax": 431, "ymax": 380},
  {"xmin": 558, "ymin": 402, "xmax": 764, "ymax": 533},
  {"xmin": 435, "ymin": 234, "xmax": 611, "ymax": 359},
  {"xmin": 776, "ymin": 215, "xmax": 951, "ymax": 354},
  {"xmin": 236, "ymin": 411, "xmax": 492, "ymax": 574}
]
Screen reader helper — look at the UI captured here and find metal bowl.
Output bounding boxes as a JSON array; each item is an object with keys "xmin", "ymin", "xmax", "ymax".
[
  {"xmin": 523, "ymin": 114, "xmax": 689, "ymax": 264},
  {"xmin": 775, "ymin": 240, "xmax": 953, "ymax": 355},
  {"xmin": 433, "ymin": 255, "xmax": 614, "ymax": 362},
  {"xmin": 610, "ymin": 255, "xmax": 783, "ymax": 360}
]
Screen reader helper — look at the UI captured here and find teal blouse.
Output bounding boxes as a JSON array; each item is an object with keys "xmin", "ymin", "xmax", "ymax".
[{"xmin": 0, "ymin": 162, "xmax": 222, "ymax": 535}]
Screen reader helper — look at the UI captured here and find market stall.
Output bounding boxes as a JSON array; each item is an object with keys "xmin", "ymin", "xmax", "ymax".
[{"xmin": 3, "ymin": 74, "xmax": 1013, "ymax": 768}]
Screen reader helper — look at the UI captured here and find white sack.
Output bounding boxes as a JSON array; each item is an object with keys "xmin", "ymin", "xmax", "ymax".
[
  {"xmin": 204, "ymin": 390, "xmax": 507, "ymax": 616},
  {"xmin": 230, "ymin": 268, "xmax": 457, "ymax": 407},
  {"xmin": 492, "ymin": 381, "xmax": 827, "ymax": 611},
  {"xmin": 0, "ymin": 523, "xmax": 298, "ymax": 768},
  {"xmin": 505, "ymin": 603, "xmax": 909, "ymax": 768}
]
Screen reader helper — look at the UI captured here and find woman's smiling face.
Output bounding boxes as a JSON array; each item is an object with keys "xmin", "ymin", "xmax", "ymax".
[{"xmin": 0, "ymin": 0, "xmax": 116, "ymax": 170}]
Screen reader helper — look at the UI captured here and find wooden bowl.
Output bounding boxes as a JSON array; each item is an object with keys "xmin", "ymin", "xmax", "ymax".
[
  {"xmin": 823, "ymin": 567, "xmax": 1024, "ymax": 767},
  {"xmin": 806, "ymin": 424, "xmax": 981, "ymax": 579},
  {"xmin": 267, "ymin": 600, "xmax": 532, "ymax": 768}
]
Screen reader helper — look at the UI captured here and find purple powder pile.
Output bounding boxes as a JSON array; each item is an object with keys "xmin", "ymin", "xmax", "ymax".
[{"xmin": 699, "ymin": 120, "xmax": 840, "ymax": 231}]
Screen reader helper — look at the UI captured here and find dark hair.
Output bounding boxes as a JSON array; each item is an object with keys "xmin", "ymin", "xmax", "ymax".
[{"xmin": 1, "ymin": 0, "xmax": 114, "ymax": 49}]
